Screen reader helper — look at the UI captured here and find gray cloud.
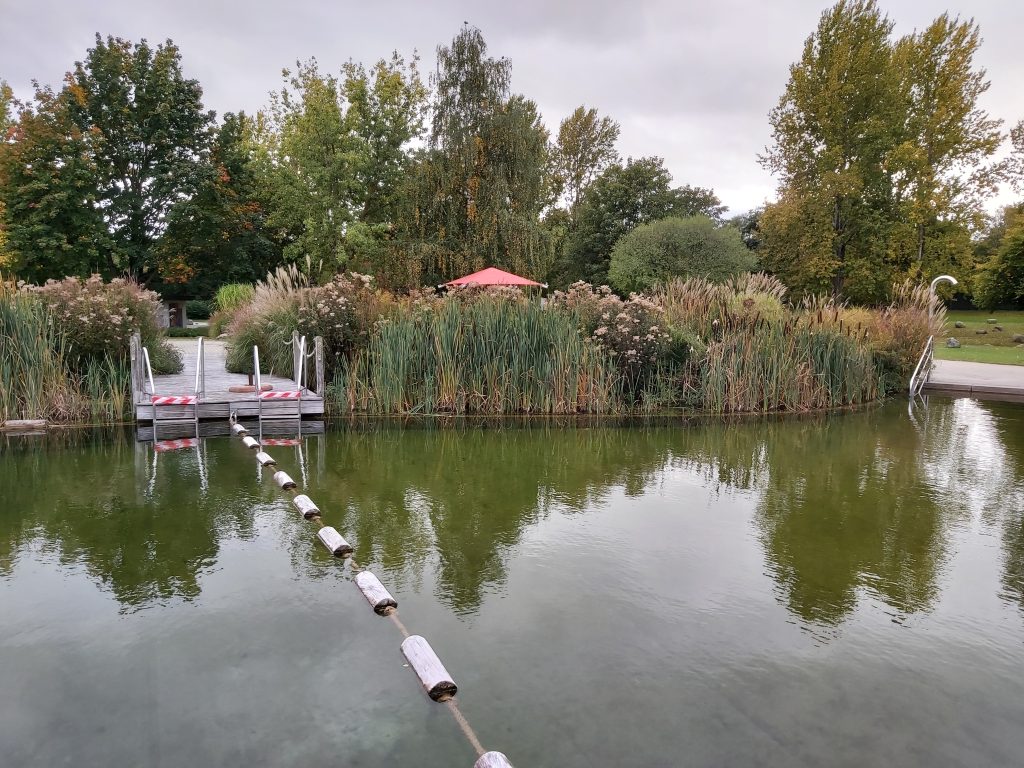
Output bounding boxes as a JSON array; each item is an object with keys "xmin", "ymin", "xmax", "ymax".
[{"xmin": 2, "ymin": 0, "xmax": 1022, "ymax": 214}]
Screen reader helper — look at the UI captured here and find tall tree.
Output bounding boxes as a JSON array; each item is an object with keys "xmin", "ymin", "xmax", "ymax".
[
  {"xmin": 892, "ymin": 14, "xmax": 1005, "ymax": 280},
  {"xmin": 260, "ymin": 59, "xmax": 361, "ymax": 267},
  {"xmin": 556, "ymin": 156, "xmax": 721, "ymax": 287},
  {"xmin": 973, "ymin": 203, "xmax": 1024, "ymax": 310},
  {"xmin": 760, "ymin": 0, "xmax": 901, "ymax": 301},
  {"xmin": 258, "ymin": 54, "xmax": 427, "ymax": 270},
  {"xmin": 0, "ymin": 84, "xmax": 111, "ymax": 281},
  {"xmin": 403, "ymin": 26, "xmax": 552, "ymax": 281},
  {"xmin": 66, "ymin": 35, "xmax": 215, "ymax": 281},
  {"xmin": 0, "ymin": 81, "xmax": 13, "ymax": 269},
  {"xmin": 156, "ymin": 113, "xmax": 280, "ymax": 295},
  {"xmin": 551, "ymin": 106, "xmax": 620, "ymax": 227},
  {"xmin": 342, "ymin": 53, "xmax": 428, "ymax": 226}
]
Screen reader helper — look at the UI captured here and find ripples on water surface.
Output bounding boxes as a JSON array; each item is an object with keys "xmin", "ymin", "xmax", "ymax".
[{"xmin": 1, "ymin": 398, "xmax": 1022, "ymax": 767}]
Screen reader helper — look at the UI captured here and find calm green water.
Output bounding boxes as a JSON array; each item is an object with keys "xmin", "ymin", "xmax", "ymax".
[{"xmin": 1, "ymin": 399, "xmax": 1023, "ymax": 767}]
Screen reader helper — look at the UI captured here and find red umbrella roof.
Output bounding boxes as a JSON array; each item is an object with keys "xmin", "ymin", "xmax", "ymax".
[{"xmin": 444, "ymin": 267, "xmax": 545, "ymax": 287}]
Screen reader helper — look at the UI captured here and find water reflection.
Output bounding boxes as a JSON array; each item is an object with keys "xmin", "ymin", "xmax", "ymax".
[
  {"xmin": 0, "ymin": 431, "xmax": 270, "ymax": 609},
  {"xmin": 1, "ymin": 400, "xmax": 1022, "ymax": 626}
]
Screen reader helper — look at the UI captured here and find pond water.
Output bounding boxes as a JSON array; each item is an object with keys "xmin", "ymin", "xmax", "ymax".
[{"xmin": 1, "ymin": 398, "xmax": 1023, "ymax": 767}]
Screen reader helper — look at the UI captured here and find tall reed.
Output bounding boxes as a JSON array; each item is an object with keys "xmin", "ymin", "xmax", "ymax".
[
  {"xmin": 336, "ymin": 297, "xmax": 619, "ymax": 414},
  {"xmin": 0, "ymin": 281, "xmax": 77, "ymax": 421}
]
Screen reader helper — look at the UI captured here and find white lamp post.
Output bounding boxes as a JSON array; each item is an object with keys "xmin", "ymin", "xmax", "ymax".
[{"xmin": 928, "ymin": 275, "xmax": 957, "ymax": 319}]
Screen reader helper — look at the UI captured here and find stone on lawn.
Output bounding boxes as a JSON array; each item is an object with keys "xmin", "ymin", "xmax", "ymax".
[
  {"xmin": 946, "ymin": 338, "xmax": 961, "ymax": 348},
  {"xmin": 954, "ymin": 321, "xmax": 966, "ymax": 328},
  {"xmin": 1013, "ymin": 334, "xmax": 1024, "ymax": 344},
  {"xmin": 976, "ymin": 329, "xmax": 988, "ymax": 335},
  {"xmin": 986, "ymin": 318, "xmax": 997, "ymax": 324}
]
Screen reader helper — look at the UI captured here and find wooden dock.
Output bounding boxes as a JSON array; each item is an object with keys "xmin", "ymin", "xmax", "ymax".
[{"xmin": 133, "ymin": 336, "xmax": 325, "ymax": 422}]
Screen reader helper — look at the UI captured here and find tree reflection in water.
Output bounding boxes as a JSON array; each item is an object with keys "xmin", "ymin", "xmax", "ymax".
[{"xmin": 1, "ymin": 400, "xmax": 1021, "ymax": 624}]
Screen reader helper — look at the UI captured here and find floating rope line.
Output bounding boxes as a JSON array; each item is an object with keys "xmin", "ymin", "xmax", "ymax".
[{"xmin": 226, "ymin": 415, "xmax": 503, "ymax": 766}]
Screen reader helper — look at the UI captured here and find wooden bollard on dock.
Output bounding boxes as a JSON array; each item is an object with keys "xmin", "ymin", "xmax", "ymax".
[
  {"xmin": 273, "ymin": 470, "xmax": 296, "ymax": 489},
  {"xmin": 292, "ymin": 494, "xmax": 321, "ymax": 519},
  {"xmin": 242, "ymin": 436, "xmax": 260, "ymax": 450},
  {"xmin": 355, "ymin": 571, "xmax": 398, "ymax": 614},
  {"xmin": 475, "ymin": 752, "xmax": 515, "ymax": 768},
  {"xmin": 401, "ymin": 635, "xmax": 457, "ymax": 701},
  {"xmin": 231, "ymin": 423, "xmax": 247, "ymax": 436},
  {"xmin": 317, "ymin": 526, "xmax": 353, "ymax": 557},
  {"xmin": 255, "ymin": 451, "xmax": 276, "ymax": 467}
]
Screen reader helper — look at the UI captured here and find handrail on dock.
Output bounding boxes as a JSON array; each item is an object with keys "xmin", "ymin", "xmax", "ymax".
[{"xmin": 908, "ymin": 334, "xmax": 935, "ymax": 398}]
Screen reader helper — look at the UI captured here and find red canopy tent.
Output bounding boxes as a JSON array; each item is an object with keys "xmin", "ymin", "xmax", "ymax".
[{"xmin": 443, "ymin": 267, "xmax": 547, "ymax": 288}]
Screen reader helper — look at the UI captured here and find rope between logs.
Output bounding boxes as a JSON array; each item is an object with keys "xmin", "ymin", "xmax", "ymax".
[{"xmin": 233, "ymin": 425, "xmax": 490, "ymax": 763}]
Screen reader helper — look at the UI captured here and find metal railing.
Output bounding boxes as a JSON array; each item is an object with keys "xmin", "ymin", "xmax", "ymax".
[
  {"xmin": 908, "ymin": 334, "xmax": 935, "ymax": 398},
  {"xmin": 254, "ymin": 335, "xmax": 306, "ymax": 421}
]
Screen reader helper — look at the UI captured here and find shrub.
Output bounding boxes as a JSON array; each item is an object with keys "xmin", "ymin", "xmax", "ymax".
[
  {"xmin": 23, "ymin": 274, "xmax": 181, "ymax": 374},
  {"xmin": 167, "ymin": 326, "xmax": 208, "ymax": 338},
  {"xmin": 185, "ymin": 299, "xmax": 213, "ymax": 320},
  {"xmin": 226, "ymin": 266, "xmax": 305, "ymax": 375},
  {"xmin": 215, "ymin": 283, "xmax": 255, "ymax": 313},
  {"xmin": 297, "ymin": 272, "xmax": 394, "ymax": 381},
  {"xmin": 608, "ymin": 216, "xmax": 756, "ymax": 294}
]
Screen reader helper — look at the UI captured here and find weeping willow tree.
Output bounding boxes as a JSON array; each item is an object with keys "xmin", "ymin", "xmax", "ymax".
[{"xmin": 401, "ymin": 26, "xmax": 553, "ymax": 284}]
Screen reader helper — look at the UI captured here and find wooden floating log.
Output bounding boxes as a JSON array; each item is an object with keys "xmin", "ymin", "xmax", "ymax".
[
  {"xmin": 475, "ymin": 752, "xmax": 515, "ymax": 768},
  {"xmin": 2, "ymin": 419, "xmax": 48, "ymax": 431},
  {"xmin": 400, "ymin": 635, "xmax": 458, "ymax": 702},
  {"xmin": 231, "ymin": 423, "xmax": 247, "ymax": 436},
  {"xmin": 355, "ymin": 571, "xmax": 398, "ymax": 614},
  {"xmin": 317, "ymin": 526, "xmax": 353, "ymax": 557},
  {"xmin": 255, "ymin": 451, "xmax": 276, "ymax": 466},
  {"xmin": 273, "ymin": 470, "xmax": 296, "ymax": 489},
  {"xmin": 292, "ymin": 494, "xmax": 321, "ymax": 519},
  {"xmin": 242, "ymin": 435, "xmax": 260, "ymax": 450}
]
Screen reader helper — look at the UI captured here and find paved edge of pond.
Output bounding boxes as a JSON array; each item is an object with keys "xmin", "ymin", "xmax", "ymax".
[{"xmin": 925, "ymin": 359, "xmax": 1024, "ymax": 399}]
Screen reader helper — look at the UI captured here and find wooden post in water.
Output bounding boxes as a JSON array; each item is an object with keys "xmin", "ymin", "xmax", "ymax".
[
  {"xmin": 129, "ymin": 331, "xmax": 142, "ymax": 399},
  {"xmin": 314, "ymin": 336, "xmax": 325, "ymax": 395},
  {"xmin": 400, "ymin": 635, "xmax": 458, "ymax": 701},
  {"xmin": 354, "ymin": 571, "xmax": 398, "ymax": 614}
]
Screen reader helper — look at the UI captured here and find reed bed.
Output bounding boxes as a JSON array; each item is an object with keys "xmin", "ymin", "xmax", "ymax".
[
  {"xmin": 1, "ymin": 280, "xmax": 135, "ymax": 423},
  {"xmin": 336, "ymin": 298, "xmax": 619, "ymax": 414}
]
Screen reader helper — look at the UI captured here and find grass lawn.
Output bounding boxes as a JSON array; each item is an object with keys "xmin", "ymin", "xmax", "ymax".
[{"xmin": 933, "ymin": 310, "xmax": 1024, "ymax": 366}]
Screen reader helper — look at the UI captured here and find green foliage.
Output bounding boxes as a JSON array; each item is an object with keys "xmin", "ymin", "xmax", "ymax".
[
  {"xmin": 185, "ymin": 299, "xmax": 212, "ymax": 319},
  {"xmin": 215, "ymin": 283, "xmax": 255, "ymax": 312},
  {"xmin": 156, "ymin": 113, "xmax": 280, "ymax": 292},
  {"xmin": 760, "ymin": 1, "xmax": 1015, "ymax": 302},
  {"xmin": 66, "ymin": 35, "xmax": 215, "ymax": 280},
  {"xmin": 25, "ymin": 274, "xmax": 181, "ymax": 374},
  {"xmin": 551, "ymin": 106, "xmax": 620, "ymax": 226},
  {"xmin": 0, "ymin": 85, "xmax": 112, "ymax": 282},
  {"xmin": 974, "ymin": 207, "xmax": 1024, "ymax": 310},
  {"xmin": 225, "ymin": 265, "xmax": 306, "ymax": 375},
  {"xmin": 401, "ymin": 27, "xmax": 553, "ymax": 284},
  {"xmin": 557, "ymin": 157, "xmax": 724, "ymax": 287},
  {"xmin": 257, "ymin": 54, "xmax": 427, "ymax": 271},
  {"xmin": 166, "ymin": 326, "xmax": 207, "ymax": 338},
  {"xmin": 608, "ymin": 216, "xmax": 756, "ymax": 294},
  {"xmin": 0, "ymin": 280, "xmax": 132, "ymax": 422},
  {"xmin": 337, "ymin": 295, "xmax": 618, "ymax": 414}
]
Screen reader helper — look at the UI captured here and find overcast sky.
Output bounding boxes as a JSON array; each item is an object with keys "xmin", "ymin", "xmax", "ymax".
[{"xmin": 2, "ymin": 0, "xmax": 1022, "ymax": 215}]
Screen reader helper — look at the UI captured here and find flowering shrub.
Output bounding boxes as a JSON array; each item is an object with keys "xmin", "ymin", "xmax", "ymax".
[
  {"xmin": 551, "ymin": 282, "xmax": 670, "ymax": 371},
  {"xmin": 297, "ymin": 273, "xmax": 386, "ymax": 378},
  {"xmin": 23, "ymin": 275, "xmax": 180, "ymax": 373}
]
